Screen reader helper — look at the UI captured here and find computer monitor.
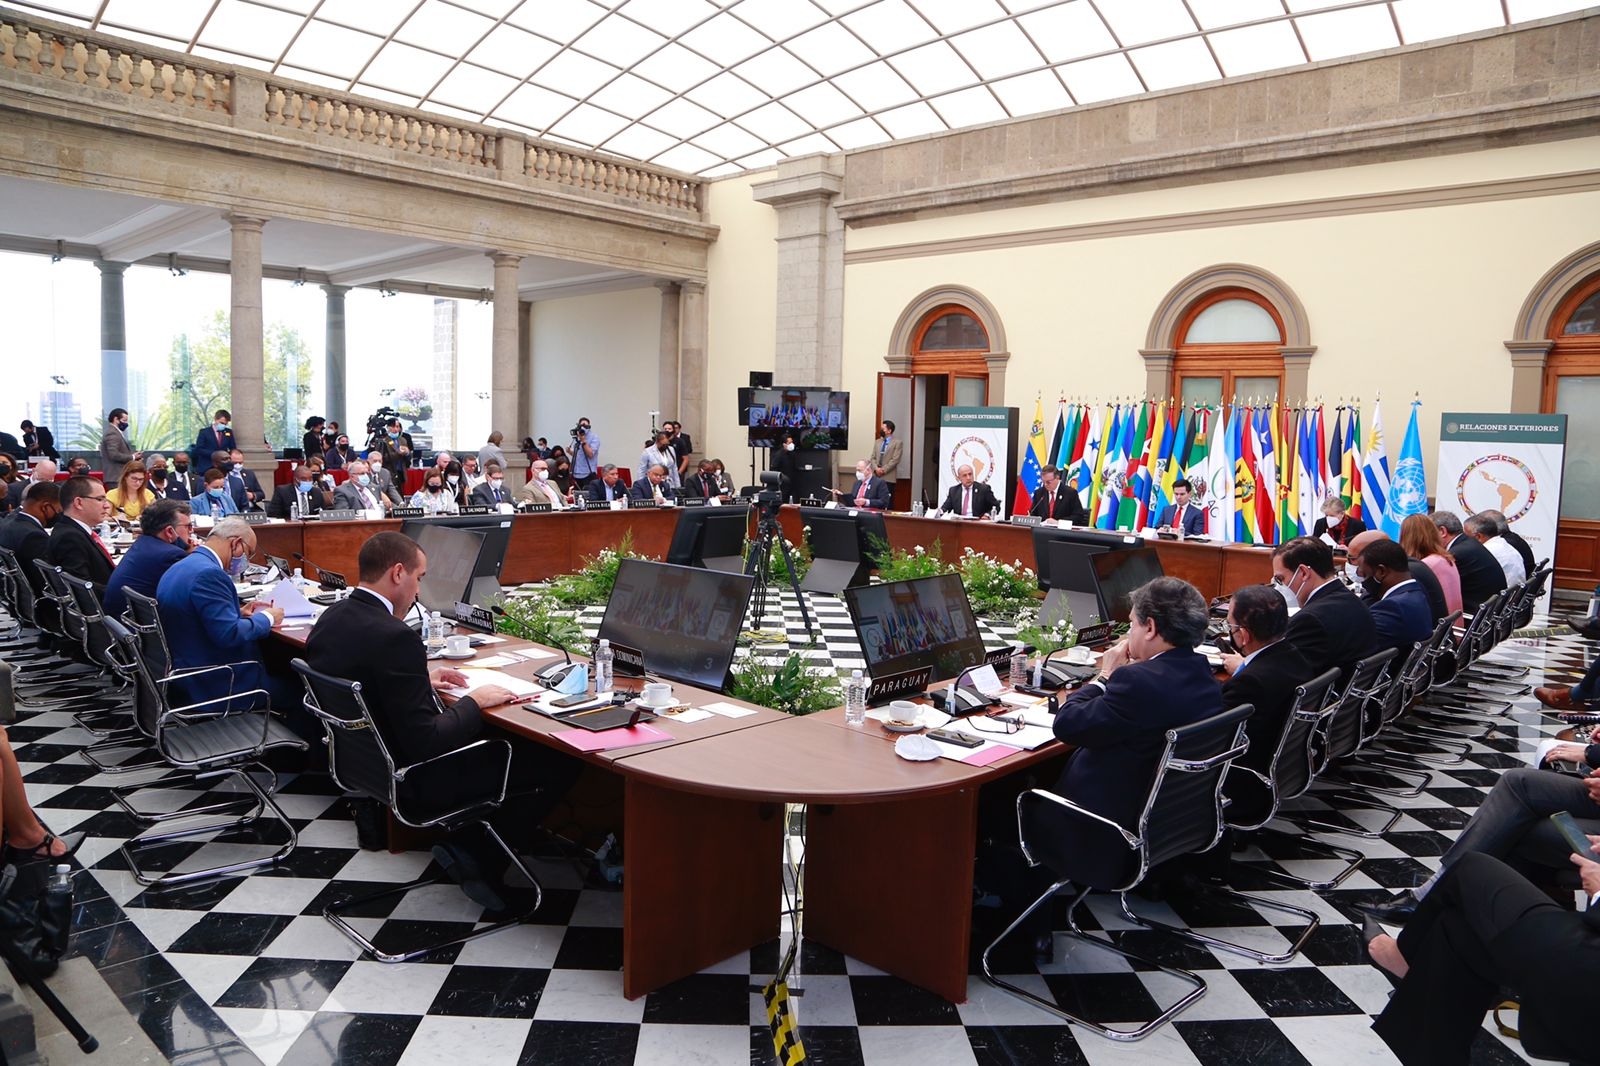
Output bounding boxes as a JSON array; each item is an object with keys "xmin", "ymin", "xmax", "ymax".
[
  {"xmin": 842, "ymin": 573, "xmax": 986, "ymax": 683},
  {"xmin": 597, "ymin": 559, "xmax": 753, "ymax": 692},
  {"xmin": 401, "ymin": 514, "xmax": 513, "ymax": 604},
  {"xmin": 400, "ymin": 521, "xmax": 487, "ymax": 614},
  {"xmin": 1089, "ymin": 547, "xmax": 1167, "ymax": 624},
  {"xmin": 665, "ymin": 508, "xmax": 748, "ymax": 574}
]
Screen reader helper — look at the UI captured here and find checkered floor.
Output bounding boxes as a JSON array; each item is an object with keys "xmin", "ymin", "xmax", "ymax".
[{"xmin": 10, "ymin": 595, "xmax": 1596, "ymax": 1066}]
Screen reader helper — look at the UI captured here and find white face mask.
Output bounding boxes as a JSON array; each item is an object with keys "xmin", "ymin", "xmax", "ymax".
[
  {"xmin": 536, "ymin": 470, "xmax": 549, "ymax": 481},
  {"xmin": 784, "ymin": 442, "xmax": 794, "ymax": 452}
]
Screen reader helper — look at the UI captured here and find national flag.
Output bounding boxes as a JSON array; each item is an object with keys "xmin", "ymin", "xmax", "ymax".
[
  {"xmin": 1252, "ymin": 405, "xmax": 1276, "ymax": 544},
  {"xmin": 1080, "ymin": 404, "xmax": 1106, "ymax": 512},
  {"xmin": 1326, "ymin": 405, "xmax": 1345, "ymax": 507},
  {"xmin": 1013, "ymin": 397, "xmax": 1049, "ymax": 518},
  {"xmin": 1342, "ymin": 406, "xmax": 1364, "ymax": 519},
  {"xmin": 1234, "ymin": 407, "xmax": 1257, "ymax": 544},
  {"xmin": 1048, "ymin": 402, "xmax": 1068, "ymax": 472},
  {"xmin": 1205, "ymin": 405, "xmax": 1234, "ymax": 542},
  {"xmin": 1055, "ymin": 403, "xmax": 1079, "ymax": 472},
  {"xmin": 1361, "ymin": 398, "xmax": 1391, "ymax": 537},
  {"xmin": 1280, "ymin": 405, "xmax": 1302, "ymax": 540},
  {"xmin": 1296, "ymin": 407, "xmax": 1320, "ymax": 536},
  {"xmin": 1097, "ymin": 405, "xmax": 1132, "ymax": 530},
  {"xmin": 1161, "ymin": 404, "xmax": 1191, "ymax": 513},
  {"xmin": 1384, "ymin": 401, "xmax": 1429, "ymax": 537},
  {"xmin": 1123, "ymin": 402, "xmax": 1154, "ymax": 530}
]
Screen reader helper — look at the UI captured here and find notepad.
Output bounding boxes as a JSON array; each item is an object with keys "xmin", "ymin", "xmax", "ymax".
[
  {"xmin": 701, "ymin": 701, "xmax": 759, "ymax": 719},
  {"xmin": 554, "ymin": 723, "xmax": 673, "ymax": 752},
  {"xmin": 262, "ymin": 580, "xmax": 316, "ymax": 619},
  {"xmin": 437, "ymin": 669, "xmax": 542, "ymax": 699}
]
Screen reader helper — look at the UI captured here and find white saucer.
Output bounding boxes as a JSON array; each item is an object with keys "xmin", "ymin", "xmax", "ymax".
[
  {"xmin": 882, "ymin": 719, "xmax": 923, "ymax": 733},
  {"xmin": 635, "ymin": 699, "xmax": 678, "ymax": 712},
  {"xmin": 440, "ymin": 650, "xmax": 476, "ymax": 660}
]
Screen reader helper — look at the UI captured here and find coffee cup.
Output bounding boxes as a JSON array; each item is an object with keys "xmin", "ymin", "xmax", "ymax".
[
  {"xmin": 888, "ymin": 699, "xmax": 920, "ymax": 725},
  {"xmin": 445, "ymin": 634, "xmax": 471, "ymax": 656},
  {"xmin": 640, "ymin": 682, "xmax": 673, "ymax": 707}
]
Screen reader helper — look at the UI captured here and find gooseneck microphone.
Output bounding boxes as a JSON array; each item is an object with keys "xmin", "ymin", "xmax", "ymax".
[{"xmin": 291, "ymin": 551, "xmax": 348, "ymax": 591}]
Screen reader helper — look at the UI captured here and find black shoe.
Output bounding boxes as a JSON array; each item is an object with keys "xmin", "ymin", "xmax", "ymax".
[
  {"xmin": 0, "ymin": 830, "xmax": 85, "ymax": 867},
  {"xmin": 1357, "ymin": 890, "xmax": 1420, "ymax": 925},
  {"xmin": 348, "ymin": 798, "xmax": 388, "ymax": 852},
  {"xmin": 431, "ymin": 842, "xmax": 506, "ymax": 912}
]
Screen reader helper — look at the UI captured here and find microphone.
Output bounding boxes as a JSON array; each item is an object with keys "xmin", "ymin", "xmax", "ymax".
[
  {"xmin": 1034, "ymin": 645, "xmax": 1096, "ymax": 690},
  {"xmin": 291, "ymin": 551, "xmax": 347, "ymax": 591}
]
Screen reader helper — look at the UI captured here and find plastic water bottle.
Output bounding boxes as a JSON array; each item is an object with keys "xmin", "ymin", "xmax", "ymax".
[
  {"xmin": 49, "ymin": 865, "xmax": 70, "ymax": 891},
  {"xmin": 1009, "ymin": 647, "xmax": 1027, "ymax": 689},
  {"xmin": 595, "ymin": 639, "xmax": 614, "ymax": 693},
  {"xmin": 845, "ymin": 669, "xmax": 867, "ymax": 725},
  {"xmin": 426, "ymin": 611, "xmax": 445, "ymax": 653}
]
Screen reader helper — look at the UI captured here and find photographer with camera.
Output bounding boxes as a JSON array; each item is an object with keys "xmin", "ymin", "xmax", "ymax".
[
  {"xmin": 375, "ymin": 417, "xmax": 413, "ymax": 480},
  {"xmin": 570, "ymin": 417, "xmax": 600, "ymax": 488}
]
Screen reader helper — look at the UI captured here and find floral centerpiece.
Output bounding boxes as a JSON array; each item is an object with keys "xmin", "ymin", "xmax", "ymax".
[
  {"xmin": 869, "ymin": 536, "xmax": 953, "ymax": 582},
  {"xmin": 956, "ymin": 547, "xmax": 1040, "ymax": 621},
  {"xmin": 1014, "ymin": 606, "xmax": 1079, "ymax": 657},
  {"xmin": 494, "ymin": 592, "xmax": 588, "ymax": 654}
]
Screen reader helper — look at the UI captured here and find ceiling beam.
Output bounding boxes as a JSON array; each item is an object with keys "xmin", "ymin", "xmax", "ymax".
[
  {"xmin": 326, "ymin": 245, "xmax": 484, "ymax": 286},
  {"xmin": 93, "ymin": 205, "xmax": 231, "ymax": 262}
]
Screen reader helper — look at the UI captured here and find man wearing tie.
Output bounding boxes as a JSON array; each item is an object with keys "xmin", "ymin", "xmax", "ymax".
[
  {"xmin": 468, "ymin": 463, "xmax": 510, "ymax": 508},
  {"xmin": 584, "ymin": 465, "xmax": 628, "ymax": 505},
  {"xmin": 1152, "ymin": 478, "xmax": 1206, "ymax": 536},
  {"xmin": 45, "ymin": 475, "xmax": 116, "ymax": 587},
  {"xmin": 1029, "ymin": 465, "xmax": 1088, "ymax": 523},
  {"xmin": 938, "ymin": 464, "xmax": 999, "ymax": 519},
  {"xmin": 334, "ymin": 461, "xmax": 392, "ymax": 514},
  {"xmin": 847, "ymin": 460, "xmax": 891, "ymax": 509},
  {"xmin": 683, "ymin": 460, "xmax": 723, "ymax": 501},
  {"xmin": 869, "ymin": 420, "xmax": 903, "ymax": 485},
  {"xmin": 630, "ymin": 464, "xmax": 670, "ymax": 503}
]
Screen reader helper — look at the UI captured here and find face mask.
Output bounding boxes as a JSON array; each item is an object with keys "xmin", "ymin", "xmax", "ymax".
[
  {"xmin": 784, "ymin": 443, "xmax": 794, "ymax": 452},
  {"xmin": 447, "ymin": 475, "xmax": 459, "ymax": 485},
  {"xmin": 174, "ymin": 464, "xmax": 188, "ymax": 474},
  {"xmin": 356, "ymin": 474, "xmax": 371, "ymax": 486},
  {"xmin": 536, "ymin": 470, "xmax": 549, "ymax": 481},
  {"xmin": 338, "ymin": 441, "xmax": 349, "ymax": 450},
  {"xmin": 489, "ymin": 478, "xmax": 503, "ymax": 489},
  {"xmin": 215, "ymin": 423, "xmax": 228, "ymax": 434},
  {"xmin": 117, "ymin": 420, "xmax": 129, "ymax": 430},
  {"xmin": 296, "ymin": 480, "xmax": 312, "ymax": 493},
  {"xmin": 232, "ymin": 462, "xmax": 243, "ymax": 473},
  {"xmin": 228, "ymin": 549, "xmax": 248, "ymax": 579},
  {"xmin": 389, "ymin": 431, "xmax": 399, "ymax": 439},
  {"xmin": 1360, "ymin": 574, "xmax": 1380, "ymax": 598},
  {"xmin": 427, "ymin": 483, "xmax": 442, "ymax": 494},
  {"xmin": 150, "ymin": 470, "xmax": 166, "ymax": 482},
  {"xmin": 1273, "ymin": 576, "xmax": 1300, "ymax": 610},
  {"xmin": 557, "ymin": 468, "xmax": 570, "ymax": 478},
  {"xmin": 207, "ymin": 487, "xmax": 225, "ymax": 499}
]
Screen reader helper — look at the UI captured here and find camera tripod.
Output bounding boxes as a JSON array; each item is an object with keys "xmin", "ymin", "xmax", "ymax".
[{"xmin": 745, "ymin": 495, "xmax": 815, "ymax": 640}]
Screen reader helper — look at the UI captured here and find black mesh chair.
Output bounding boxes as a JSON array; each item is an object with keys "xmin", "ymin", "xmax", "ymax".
[
  {"xmin": 14, "ymin": 560, "xmax": 120, "ymax": 708},
  {"xmin": 292, "ymin": 657, "xmax": 543, "ymax": 964},
  {"xmin": 980, "ymin": 704, "xmax": 1251, "ymax": 1041}
]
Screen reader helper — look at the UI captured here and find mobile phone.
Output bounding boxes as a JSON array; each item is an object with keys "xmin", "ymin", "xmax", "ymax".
[
  {"xmin": 1213, "ymin": 634, "xmax": 1236, "ymax": 655},
  {"xmin": 1549, "ymin": 812, "xmax": 1600, "ymax": 862},
  {"xmin": 926, "ymin": 728, "xmax": 983, "ymax": 748},
  {"xmin": 550, "ymin": 693, "xmax": 595, "ymax": 708}
]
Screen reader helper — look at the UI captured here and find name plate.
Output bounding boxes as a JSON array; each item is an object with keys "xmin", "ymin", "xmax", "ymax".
[
  {"xmin": 595, "ymin": 638, "xmax": 645, "ymax": 678},
  {"xmin": 983, "ymin": 645, "xmax": 1022, "ymax": 668},
  {"xmin": 521, "ymin": 502, "xmax": 552, "ymax": 513},
  {"xmin": 1009, "ymin": 514, "xmax": 1042, "ymax": 526},
  {"xmin": 318, "ymin": 508, "xmax": 359, "ymax": 522},
  {"xmin": 460, "ymin": 505, "xmax": 492, "ymax": 515},
  {"xmin": 680, "ymin": 497, "xmax": 706, "ymax": 507},
  {"xmin": 866, "ymin": 667, "xmax": 933, "ymax": 706},
  {"xmin": 391, "ymin": 506, "xmax": 425, "ymax": 518},
  {"xmin": 453, "ymin": 600, "xmax": 495, "ymax": 633},
  {"xmin": 1078, "ymin": 621, "xmax": 1115, "ymax": 647},
  {"xmin": 239, "ymin": 511, "xmax": 273, "ymax": 524},
  {"xmin": 314, "ymin": 569, "xmax": 348, "ymax": 591}
]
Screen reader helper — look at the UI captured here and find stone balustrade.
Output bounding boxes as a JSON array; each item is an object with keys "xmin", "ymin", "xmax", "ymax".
[{"xmin": 0, "ymin": 9, "xmax": 703, "ymax": 218}]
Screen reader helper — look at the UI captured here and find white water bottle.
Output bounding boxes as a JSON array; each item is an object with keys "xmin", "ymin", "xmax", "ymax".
[
  {"xmin": 1009, "ymin": 647, "xmax": 1027, "ymax": 689},
  {"xmin": 595, "ymin": 638, "xmax": 614, "ymax": 692},
  {"xmin": 845, "ymin": 669, "xmax": 867, "ymax": 725},
  {"xmin": 426, "ymin": 610, "xmax": 444, "ymax": 653}
]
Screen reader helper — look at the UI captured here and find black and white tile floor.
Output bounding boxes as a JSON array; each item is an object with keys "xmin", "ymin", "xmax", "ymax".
[{"xmin": 13, "ymin": 594, "xmax": 1595, "ymax": 1065}]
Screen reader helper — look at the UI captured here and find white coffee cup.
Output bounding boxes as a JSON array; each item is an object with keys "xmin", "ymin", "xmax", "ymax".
[
  {"xmin": 640, "ymin": 682, "xmax": 673, "ymax": 707},
  {"xmin": 445, "ymin": 634, "xmax": 471, "ymax": 656},
  {"xmin": 888, "ymin": 699, "xmax": 920, "ymax": 725}
]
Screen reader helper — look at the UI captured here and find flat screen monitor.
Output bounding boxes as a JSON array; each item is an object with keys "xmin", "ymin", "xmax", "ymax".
[
  {"xmin": 597, "ymin": 559, "xmax": 753, "ymax": 692},
  {"xmin": 665, "ymin": 508, "xmax": 748, "ymax": 574},
  {"xmin": 843, "ymin": 573, "xmax": 985, "ymax": 683},
  {"xmin": 400, "ymin": 521, "xmax": 489, "ymax": 613},
  {"xmin": 1089, "ymin": 547, "xmax": 1167, "ymax": 624},
  {"xmin": 737, "ymin": 386, "xmax": 848, "ymax": 450}
]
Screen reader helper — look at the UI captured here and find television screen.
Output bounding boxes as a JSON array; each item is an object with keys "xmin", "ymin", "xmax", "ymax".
[
  {"xmin": 737, "ymin": 386, "xmax": 848, "ymax": 450},
  {"xmin": 597, "ymin": 559, "xmax": 753, "ymax": 692},
  {"xmin": 843, "ymin": 573, "xmax": 986, "ymax": 682},
  {"xmin": 400, "ymin": 522, "xmax": 485, "ymax": 614},
  {"xmin": 1089, "ymin": 547, "xmax": 1166, "ymax": 624}
]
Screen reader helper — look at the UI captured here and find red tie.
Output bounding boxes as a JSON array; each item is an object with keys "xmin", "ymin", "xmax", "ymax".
[
  {"xmin": 963, "ymin": 487, "xmax": 971, "ymax": 517},
  {"xmin": 1048, "ymin": 490, "xmax": 1056, "ymax": 520},
  {"xmin": 91, "ymin": 530, "xmax": 113, "ymax": 563}
]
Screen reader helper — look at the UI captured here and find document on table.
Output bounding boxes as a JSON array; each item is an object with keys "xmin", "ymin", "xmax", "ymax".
[
  {"xmin": 436, "ymin": 668, "xmax": 542, "ymax": 700},
  {"xmin": 700, "ymin": 701, "xmax": 759, "ymax": 719},
  {"xmin": 945, "ymin": 716, "xmax": 1056, "ymax": 751},
  {"xmin": 463, "ymin": 654, "xmax": 522, "ymax": 669}
]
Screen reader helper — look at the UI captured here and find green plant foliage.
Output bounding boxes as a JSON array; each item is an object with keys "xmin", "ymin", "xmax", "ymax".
[
  {"xmin": 1014, "ymin": 607, "xmax": 1079, "ymax": 657},
  {"xmin": 70, "ymin": 410, "xmax": 189, "ymax": 454},
  {"xmin": 868, "ymin": 535, "xmax": 952, "ymax": 583},
  {"xmin": 727, "ymin": 653, "xmax": 843, "ymax": 717},
  {"xmin": 543, "ymin": 530, "xmax": 654, "ymax": 607},
  {"xmin": 493, "ymin": 593, "xmax": 588, "ymax": 654},
  {"xmin": 745, "ymin": 525, "xmax": 812, "ymax": 583},
  {"xmin": 157, "ymin": 310, "xmax": 313, "ymax": 450},
  {"xmin": 956, "ymin": 547, "xmax": 1041, "ymax": 621}
]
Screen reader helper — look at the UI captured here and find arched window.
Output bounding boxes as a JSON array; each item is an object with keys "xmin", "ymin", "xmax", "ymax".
[
  {"xmin": 1172, "ymin": 288, "xmax": 1285, "ymax": 408},
  {"xmin": 1542, "ymin": 271, "xmax": 1600, "ymax": 523},
  {"xmin": 911, "ymin": 303, "xmax": 990, "ymax": 407}
]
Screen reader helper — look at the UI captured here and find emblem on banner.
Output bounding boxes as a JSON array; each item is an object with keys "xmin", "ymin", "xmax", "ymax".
[
  {"xmin": 949, "ymin": 435, "xmax": 996, "ymax": 483},
  {"xmin": 1454, "ymin": 453, "xmax": 1537, "ymax": 523},
  {"xmin": 1390, "ymin": 456, "xmax": 1428, "ymax": 516}
]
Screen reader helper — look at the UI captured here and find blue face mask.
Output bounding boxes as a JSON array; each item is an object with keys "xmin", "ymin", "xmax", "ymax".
[
  {"xmin": 356, "ymin": 474, "xmax": 371, "ymax": 486},
  {"xmin": 228, "ymin": 550, "xmax": 248, "ymax": 578},
  {"xmin": 296, "ymin": 480, "xmax": 312, "ymax": 493},
  {"xmin": 215, "ymin": 423, "xmax": 228, "ymax": 434},
  {"xmin": 207, "ymin": 487, "xmax": 225, "ymax": 499}
]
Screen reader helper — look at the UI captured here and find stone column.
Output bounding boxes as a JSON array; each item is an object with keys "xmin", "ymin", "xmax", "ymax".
[
  {"xmin": 228, "ymin": 214, "xmax": 273, "ymax": 470},
  {"xmin": 431, "ymin": 298, "xmax": 458, "ymax": 450},
  {"xmin": 678, "ymin": 281, "xmax": 707, "ymax": 450},
  {"xmin": 96, "ymin": 261, "xmax": 128, "ymax": 418},
  {"xmin": 751, "ymin": 154, "xmax": 845, "ymax": 387},
  {"xmin": 488, "ymin": 251, "xmax": 527, "ymax": 476},
  {"xmin": 1138, "ymin": 348, "xmax": 1176, "ymax": 400},
  {"xmin": 1504, "ymin": 340, "xmax": 1554, "ymax": 413},
  {"xmin": 322, "ymin": 284, "xmax": 349, "ymax": 432},
  {"xmin": 517, "ymin": 299, "xmax": 533, "ymax": 445},
  {"xmin": 656, "ymin": 281, "xmax": 681, "ymax": 414}
]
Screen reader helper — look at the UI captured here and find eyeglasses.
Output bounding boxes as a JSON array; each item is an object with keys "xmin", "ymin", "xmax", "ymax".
[{"xmin": 969, "ymin": 714, "xmax": 1023, "ymax": 736}]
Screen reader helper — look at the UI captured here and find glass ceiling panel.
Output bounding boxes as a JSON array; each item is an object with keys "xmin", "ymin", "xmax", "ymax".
[{"xmin": 22, "ymin": 0, "xmax": 1590, "ymax": 175}]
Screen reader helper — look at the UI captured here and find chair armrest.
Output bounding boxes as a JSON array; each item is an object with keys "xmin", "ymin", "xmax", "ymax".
[
  {"xmin": 391, "ymin": 740, "xmax": 514, "ymax": 825},
  {"xmin": 1017, "ymin": 788, "xmax": 1141, "ymax": 853},
  {"xmin": 394, "ymin": 738, "xmax": 511, "ymax": 793},
  {"xmin": 1169, "ymin": 739, "xmax": 1248, "ymax": 772},
  {"xmin": 157, "ymin": 687, "xmax": 270, "ymax": 724}
]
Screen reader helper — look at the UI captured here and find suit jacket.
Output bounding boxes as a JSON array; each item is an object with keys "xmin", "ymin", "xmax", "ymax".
[
  {"xmin": 940, "ymin": 481, "xmax": 999, "ymax": 518},
  {"xmin": 0, "ymin": 512, "xmax": 51, "ymax": 594},
  {"xmin": 585, "ymin": 478, "xmax": 628, "ymax": 504},
  {"xmin": 303, "ymin": 588, "xmax": 485, "ymax": 768},
  {"xmin": 1283, "ymin": 579, "xmax": 1376, "ymax": 684},
  {"xmin": 26, "ymin": 426, "xmax": 57, "ymax": 459},
  {"xmin": 147, "ymin": 478, "xmax": 190, "ymax": 502},
  {"xmin": 1369, "ymin": 580, "xmax": 1434, "ymax": 664},
  {"xmin": 1222, "ymin": 639, "xmax": 1314, "ymax": 781},
  {"xmin": 45, "ymin": 517, "xmax": 114, "ymax": 587},
  {"xmin": 5, "ymin": 480, "xmax": 28, "ymax": 511},
  {"xmin": 1502, "ymin": 526, "xmax": 1537, "ymax": 578},
  {"xmin": 1052, "ymin": 647, "xmax": 1224, "ymax": 889},
  {"xmin": 99, "ymin": 422, "xmax": 135, "ymax": 471},
  {"xmin": 847, "ymin": 476, "xmax": 891, "ymax": 509},
  {"xmin": 171, "ymin": 470, "xmax": 203, "ymax": 498},
  {"xmin": 468, "ymin": 481, "xmax": 512, "ymax": 508},
  {"xmin": 1405, "ymin": 557, "xmax": 1447, "ymax": 625},
  {"xmin": 1447, "ymin": 533, "xmax": 1507, "ymax": 612},
  {"xmin": 268, "ymin": 484, "xmax": 321, "ymax": 519},
  {"xmin": 229, "ymin": 468, "xmax": 266, "ymax": 511},
  {"xmin": 369, "ymin": 466, "xmax": 405, "ymax": 508},
  {"xmin": 1155, "ymin": 502, "xmax": 1206, "ymax": 536},
  {"xmin": 333, "ymin": 480, "xmax": 386, "ymax": 512},
  {"xmin": 868, "ymin": 436, "xmax": 903, "ymax": 481},
  {"xmin": 376, "ymin": 435, "xmax": 413, "ymax": 480},
  {"xmin": 681, "ymin": 472, "xmax": 723, "ymax": 500},
  {"xmin": 190, "ymin": 425, "xmax": 235, "ymax": 471},
  {"xmin": 630, "ymin": 479, "xmax": 668, "ymax": 502},
  {"xmin": 156, "ymin": 546, "xmax": 273, "ymax": 710},
  {"xmin": 195, "ymin": 490, "xmax": 239, "ymax": 518},
  {"xmin": 103, "ymin": 535, "xmax": 186, "ymax": 620},
  {"xmin": 301, "ymin": 431, "xmax": 325, "ymax": 459},
  {"xmin": 324, "ymin": 447, "xmax": 354, "ymax": 470},
  {"xmin": 1030, "ymin": 483, "xmax": 1087, "ymax": 523},
  {"xmin": 0, "ymin": 433, "xmax": 24, "ymax": 461},
  {"xmin": 1312, "ymin": 515, "xmax": 1367, "ymax": 547}
]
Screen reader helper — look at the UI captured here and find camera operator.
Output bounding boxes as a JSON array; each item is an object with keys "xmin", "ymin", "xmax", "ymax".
[
  {"xmin": 570, "ymin": 417, "xmax": 600, "ymax": 488},
  {"xmin": 375, "ymin": 417, "xmax": 413, "ymax": 479}
]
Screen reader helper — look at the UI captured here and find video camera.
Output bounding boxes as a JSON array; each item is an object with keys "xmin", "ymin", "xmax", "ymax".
[
  {"xmin": 755, "ymin": 470, "xmax": 783, "ymax": 515},
  {"xmin": 365, "ymin": 406, "xmax": 401, "ymax": 443}
]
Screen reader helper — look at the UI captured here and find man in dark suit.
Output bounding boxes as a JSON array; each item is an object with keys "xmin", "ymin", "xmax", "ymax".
[
  {"xmin": 1151, "ymin": 477, "xmax": 1206, "ymax": 535},
  {"xmin": 0, "ymin": 430, "xmax": 25, "ymax": 462},
  {"xmin": 1348, "ymin": 529, "xmax": 1447, "ymax": 625},
  {"xmin": 103, "ymin": 499, "xmax": 191, "ymax": 619},
  {"xmin": 45, "ymin": 476, "xmax": 114, "ymax": 587},
  {"xmin": 630, "ymin": 464, "xmax": 670, "ymax": 503},
  {"xmin": 374, "ymin": 418, "xmax": 414, "ymax": 482},
  {"xmin": 364, "ymin": 450, "xmax": 406, "ymax": 508},
  {"xmin": 267, "ymin": 467, "xmax": 322, "ymax": 519},
  {"xmin": 1358, "ymin": 538, "xmax": 1433, "ymax": 663},
  {"xmin": 7, "ymin": 460, "xmax": 56, "ymax": 511},
  {"xmin": 145, "ymin": 458, "xmax": 190, "ymax": 501},
  {"xmin": 301, "ymin": 533, "xmax": 581, "ymax": 906},
  {"xmin": 1218, "ymin": 583, "xmax": 1315, "ymax": 815},
  {"xmin": 681, "ymin": 460, "xmax": 725, "ymax": 502},
  {"xmin": 1271, "ymin": 537, "xmax": 1376, "ymax": 684},
  {"xmin": 1433, "ymin": 510, "xmax": 1506, "ymax": 612},
  {"xmin": 1030, "ymin": 465, "xmax": 1087, "ymax": 523},
  {"xmin": 169, "ymin": 454, "xmax": 202, "ymax": 498},
  {"xmin": 20, "ymin": 420, "xmax": 57, "ymax": 460},
  {"xmin": 844, "ymin": 460, "xmax": 891, "ymax": 509},
  {"xmin": 0, "ymin": 481, "xmax": 59, "ymax": 597},
  {"xmin": 584, "ymin": 465, "xmax": 628, "ymax": 505},
  {"xmin": 332, "ymin": 461, "xmax": 390, "ymax": 514},
  {"xmin": 1367, "ymin": 850, "xmax": 1600, "ymax": 1066},
  {"xmin": 98, "ymin": 408, "xmax": 138, "ymax": 473},
  {"xmin": 1051, "ymin": 576, "xmax": 1224, "ymax": 889},
  {"xmin": 939, "ymin": 464, "xmax": 998, "ymax": 519},
  {"xmin": 468, "ymin": 463, "xmax": 513, "ymax": 508},
  {"xmin": 190, "ymin": 409, "xmax": 235, "ymax": 472},
  {"xmin": 226, "ymin": 449, "xmax": 266, "ymax": 512}
]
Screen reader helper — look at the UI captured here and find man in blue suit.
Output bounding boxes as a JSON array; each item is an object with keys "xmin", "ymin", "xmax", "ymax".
[
  {"xmin": 1051, "ymin": 576, "xmax": 1225, "ymax": 889},
  {"xmin": 1359, "ymin": 537, "xmax": 1433, "ymax": 663},
  {"xmin": 189, "ymin": 409, "xmax": 235, "ymax": 472},
  {"xmin": 156, "ymin": 517, "xmax": 299, "ymax": 722},
  {"xmin": 103, "ymin": 499, "xmax": 191, "ymax": 619},
  {"xmin": 845, "ymin": 460, "xmax": 892, "ymax": 509},
  {"xmin": 1152, "ymin": 478, "xmax": 1207, "ymax": 536}
]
